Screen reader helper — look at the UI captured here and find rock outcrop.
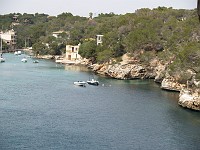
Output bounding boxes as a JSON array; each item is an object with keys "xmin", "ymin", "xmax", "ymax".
[
  {"xmin": 90, "ymin": 54, "xmax": 167, "ymax": 80},
  {"xmin": 105, "ymin": 64, "xmax": 147, "ymax": 79},
  {"xmin": 161, "ymin": 77, "xmax": 185, "ymax": 91},
  {"xmin": 178, "ymin": 89, "xmax": 200, "ymax": 111}
]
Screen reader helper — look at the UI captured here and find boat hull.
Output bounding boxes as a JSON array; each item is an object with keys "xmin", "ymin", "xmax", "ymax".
[
  {"xmin": 0, "ymin": 58, "xmax": 5, "ymax": 63},
  {"xmin": 14, "ymin": 51, "xmax": 22, "ymax": 55},
  {"xmin": 87, "ymin": 81, "xmax": 99, "ymax": 86},
  {"xmin": 21, "ymin": 58, "xmax": 27, "ymax": 63},
  {"xmin": 87, "ymin": 79, "xmax": 99, "ymax": 86},
  {"xmin": 33, "ymin": 60, "xmax": 39, "ymax": 63},
  {"xmin": 74, "ymin": 81, "xmax": 86, "ymax": 87}
]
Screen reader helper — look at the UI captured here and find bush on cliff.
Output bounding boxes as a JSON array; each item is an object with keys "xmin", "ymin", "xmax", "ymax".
[{"xmin": 169, "ymin": 42, "xmax": 200, "ymax": 82}]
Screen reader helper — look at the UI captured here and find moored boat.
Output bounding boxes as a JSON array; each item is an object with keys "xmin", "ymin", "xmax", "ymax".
[
  {"xmin": 33, "ymin": 60, "xmax": 39, "ymax": 63},
  {"xmin": 21, "ymin": 58, "xmax": 27, "ymax": 63},
  {"xmin": 14, "ymin": 50, "xmax": 22, "ymax": 55},
  {"xmin": 74, "ymin": 81, "xmax": 86, "ymax": 87},
  {"xmin": 87, "ymin": 79, "xmax": 99, "ymax": 86},
  {"xmin": 0, "ymin": 57, "xmax": 5, "ymax": 63}
]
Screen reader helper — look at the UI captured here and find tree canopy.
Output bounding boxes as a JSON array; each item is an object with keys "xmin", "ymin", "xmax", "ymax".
[{"xmin": 0, "ymin": 7, "xmax": 199, "ymax": 79}]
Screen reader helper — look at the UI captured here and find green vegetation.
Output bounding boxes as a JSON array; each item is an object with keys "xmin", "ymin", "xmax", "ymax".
[
  {"xmin": 0, "ymin": 7, "xmax": 200, "ymax": 80},
  {"xmin": 79, "ymin": 40, "xmax": 97, "ymax": 59},
  {"xmin": 169, "ymin": 42, "xmax": 200, "ymax": 82}
]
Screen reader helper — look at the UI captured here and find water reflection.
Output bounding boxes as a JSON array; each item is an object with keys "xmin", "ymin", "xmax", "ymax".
[{"xmin": 65, "ymin": 65, "xmax": 90, "ymax": 72}]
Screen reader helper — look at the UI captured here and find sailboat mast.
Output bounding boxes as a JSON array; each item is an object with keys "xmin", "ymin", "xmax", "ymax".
[
  {"xmin": 0, "ymin": 35, "xmax": 3, "ymax": 58},
  {"xmin": 0, "ymin": 35, "xmax": 2, "ymax": 53}
]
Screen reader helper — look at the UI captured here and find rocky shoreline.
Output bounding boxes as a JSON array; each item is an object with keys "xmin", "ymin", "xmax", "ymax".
[
  {"xmin": 40, "ymin": 53, "xmax": 200, "ymax": 111},
  {"xmin": 81, "ymin": 54, "xmax": 200, "ymax": 111},
  {"xmin": 179, "ymin": 89, "xmax": 200, "ymax": 111}
]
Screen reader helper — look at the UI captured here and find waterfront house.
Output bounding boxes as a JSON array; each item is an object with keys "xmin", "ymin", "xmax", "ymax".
[
  {"xmin": 0, "ymin": 29, "xmax": 17, "ymax": 46},
  {"xmin": 66, "ymin": 43, "xmax": 81, "ymax": 61}
]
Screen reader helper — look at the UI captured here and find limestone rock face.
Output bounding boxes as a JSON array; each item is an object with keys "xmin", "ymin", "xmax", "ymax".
[
  {"xmin": 130, "ymin": 65, "xmax": 146, "ymax": 79},
  {"xmin": 105, "ymin": 64, "xmax": 133, "ymax": 79},
  {"xmin": 161, "ymin": 77, "xmax": 185, "ymax": 91},
  {"xmin": 93, "ymin": 64, "xmax": 105, "ymax": 72},
  {"xmin": 93, "ymin": 63, "xmax": 154, "ymax": 79},
  {"xmin": 105, "ymin": 64, "xmax": 150, "ymax": 79},
  {"xmin": 178, "ymin": 89, "xmax": 200, "ymax": 111},
  {"xmin": 154, "ymin": 62, "xmax": 166, "ymax": 83},
  {"xmin": 91, "ymin": 58, "xmax": 167, "ymax": 80}
]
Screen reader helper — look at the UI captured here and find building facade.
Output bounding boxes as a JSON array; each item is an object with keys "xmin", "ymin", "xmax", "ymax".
[
  {"xmin": 0, "ymin": 29, "xmax": 17, "ymax": 49},
  {"xmin": 66, "ymin": 44, "xmax": 81, "ymax": 61},
  {"xmin": 96, "ymin": 35, "xmax": 103, "ymax": 45}
]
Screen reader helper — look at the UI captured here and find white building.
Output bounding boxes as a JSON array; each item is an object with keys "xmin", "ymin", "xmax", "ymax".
[
  {"xmin": 52, "ymin": 31, "xmax": 70, "ymax": 39},
  {"xmin": 96, "ymin": 35, "xmax": 103, "ymax": 45},
  {"xmin": 0, "ymin": 29, "xmax": 17, "ymax": 46},
  {"xmin": 66, "ymin": 44, "xmax": 81, "ymax": 61}
]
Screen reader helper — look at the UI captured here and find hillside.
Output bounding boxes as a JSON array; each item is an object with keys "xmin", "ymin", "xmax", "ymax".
[{"xmin": 1, "ymin": 7, "xmax": 200, "ymax": 110}]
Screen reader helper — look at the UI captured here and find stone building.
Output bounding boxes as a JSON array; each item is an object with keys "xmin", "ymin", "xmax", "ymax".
[{"xmin": 65, "ymin": 43, "xmax": 81, "ymax": 61}]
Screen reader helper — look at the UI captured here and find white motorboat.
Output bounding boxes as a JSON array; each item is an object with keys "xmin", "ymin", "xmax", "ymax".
[
  {"xmin": 0, "ymin": 57, "xmax": 5, "ymax": 63},
  {"xmin": 21, "ymin": 58, "xmax": 27, "ymax": 63},
  {"xmin": 74, "ymin": 81, "xmax": 86, "ymax": 87},
  {"xmin": 14, "ymin": 50, "xmax": 22, "ymax": 55},
  {"xmin": 87, "ymin": 79, "xmax": 99, "ymax": 86},
  {"xmin": 33, "ymin": 60, "xmax": 39, "ymax": 63}
]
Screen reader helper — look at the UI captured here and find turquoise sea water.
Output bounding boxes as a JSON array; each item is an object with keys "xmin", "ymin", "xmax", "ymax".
[{"xmin": 0, "ymin": 53, "xmax": 200, "ymax": 150}]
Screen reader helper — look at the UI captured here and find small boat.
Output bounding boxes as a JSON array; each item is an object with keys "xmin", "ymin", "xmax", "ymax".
[
  {"xmin": 74, "ymin": 81, "xmax": 86, "ymax": 87},
  {"xmin": 0, "ymin": 57, "xmax": 5, "ymax": 63},
  {"xmin": 33, "ymin": 60, "xmax": 39, "ymax": 63},
  {"xmin": 87, "ymin": 79, "xmax": 99, "ymax": 86},
  {"xmin": 21, "ymin": 58, "xmax": 27, "ymax": 63},
  {"xmin": 14, "ymin": 51, "xmax": 22, "ymax": 55}
]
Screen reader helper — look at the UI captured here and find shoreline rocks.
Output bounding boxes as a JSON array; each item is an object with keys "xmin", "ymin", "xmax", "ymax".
[
  {"xmin": 178, "ymin": 89, "xmax": 200, "ymax": 111},
  {"xmin": 86, "ymin": 54, "xmax": 200, "ymax": 111},
  {"xmin": 161, "ymin": 77, "xmax": 185, "ymax": 92}
]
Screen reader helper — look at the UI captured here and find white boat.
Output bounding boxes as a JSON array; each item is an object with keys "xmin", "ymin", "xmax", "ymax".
[
  {"xmin": 33, "ymin": 60, "xmax": 39, "ymax": 63},
  {"xmin": 14, "ymin": 50, "xmax": 22, "ymax": 55},
  {"xmin": 21, "ymin": 58, "xmax": 27, "ymax": 63},
  {"xmin": 0, "ymin": 57, "xmax": 5, "ymax": 63},
  {"xmin": 0, "ymin": 37, "xmax": 5, "ymax": 63},
  {"xmin": 74, "ymin": 81, "xmax": 86, "ymax": 87},
  {"xmin": 87, "ymin": 79, "xmax": 99, "ymax": 86}
]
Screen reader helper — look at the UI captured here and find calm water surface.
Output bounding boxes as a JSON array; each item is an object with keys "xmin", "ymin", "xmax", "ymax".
[{"xmin": 0, "ymin": 53, "xmax": 200, "ymax": 150}]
